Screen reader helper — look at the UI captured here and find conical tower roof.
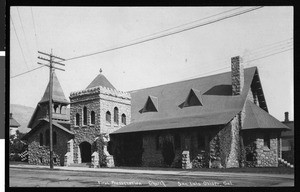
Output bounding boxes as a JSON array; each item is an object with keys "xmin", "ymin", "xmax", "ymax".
[
  {"xmin": 39, "ymin": 72, "xmax": 69, "ymax": 104},
  {"xmin": 86, "ymin": 70, "xmax": 115, "ymax": 90}
]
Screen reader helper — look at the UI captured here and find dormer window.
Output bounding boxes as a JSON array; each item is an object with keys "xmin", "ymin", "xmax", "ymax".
[
  {"xmin": 140, "ymin": 96, "xmax": 158, "ymax": 113},
  {"xmin": 181, "ymin": 88, "xmax": 203, "ymax": 108}
]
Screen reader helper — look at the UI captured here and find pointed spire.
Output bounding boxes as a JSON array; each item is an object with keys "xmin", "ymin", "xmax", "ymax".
[
  {"xmin": 86, "ymin": 69, "xmax": 116, "ymax": 90},
  {"xmin": 39, "ymin": 71, "xmax": 69, "ymax": 104}
]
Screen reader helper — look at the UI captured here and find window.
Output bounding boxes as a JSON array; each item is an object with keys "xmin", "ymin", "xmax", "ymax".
[
  {"xmin": 53, "ymin": 157, "xmax": 57, "ymax": 163},
  {"xmin": 45, "ymin": 129, "xmax": 50, "ymax": 146},
  {"xmin": 75, "ymin": 113, "xmax": 80, "ymax": 126},
  {"xmin": 114, "ymin": 107, "xmax": 119, "ymax": 124},
  {"xmin": 197, "ymin": 133, "xmax": 205, "ymax": 150},
  {"xmin": 121, "ymin": 114, "xmax": 126, "ymax": 125},
  {"xmin": 83, "ymin": 106, "xmax": 87, "ymax": 125},
  {"xmin": 182, "ymin": 89, "xmax": 203, "ymax": 108},
  {"xmin": 91, "ymin": 111, "xmax": 95, "ymax": 125},
  {"xmin": 156, "ymin": 135, "xmax": 161, "ymax": 150},
  {"xmin": 264, "ymin": 134, "xmax": 270, "ymax": 148},
  {"xmin": 39, "ymin": 133, "xmax": 43, "ymax": 146},
  {"xmin": 53, "ymin": 132, "xmax": 57, "ymax": 145},
  {"xmin": 106, "ymin": 111, "xmax": 111, "ymax": 124},
  {"xmin": 140, "ymin": 96, "xmax": 158, "ymax": 113},
  {"xmin": 174, "ymin": 133, "xmax": 181, "ymax": 150}
]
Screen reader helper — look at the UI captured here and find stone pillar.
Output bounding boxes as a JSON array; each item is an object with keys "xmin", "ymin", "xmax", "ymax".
[
  {"xmin": 64, "ymin": 139, "xmax": 74, "ymax": 166},
  {"xmin": 103, "ymin": 135, "xmax": 115, "ymax": 167},
  {"xmin": 91, "ymin": 151, "xmax": 99, "ymax": 168},
  {"xmin": 77, "ymin": 146, "xmax": 81, "ymax": 164},
  {"xmin": 226, "ymin": 114, "xmax": 240, "ymax": 168},
  {"xmin": 182, "ymin": 151, "xmax": 192, "ymax": 169}
]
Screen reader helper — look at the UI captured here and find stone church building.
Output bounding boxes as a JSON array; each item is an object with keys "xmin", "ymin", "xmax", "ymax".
[{"xmin": 23, "ymin": 56, "xmax": 290, "ymax": 168}]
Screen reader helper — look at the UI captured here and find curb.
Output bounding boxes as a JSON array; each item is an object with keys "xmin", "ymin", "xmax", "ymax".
[{"xmin": 9, "ymin": 164, "xmax": 294, "ymax": 179}]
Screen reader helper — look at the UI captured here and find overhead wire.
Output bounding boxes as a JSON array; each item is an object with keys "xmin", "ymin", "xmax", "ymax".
[
  {"xmin": 17, "ymin": 7, "xmax": 34, "ymax": 67},
  {"xmin": 61, "ymin": 6, "xmax": 263, "ymax": 62},
  {"xmin": 10, "ymin": 66, "xmax": 45, "ymax": 79},
  {"xmin": 10, "ymin": 14, "xmax": 29, "ymax": 70}
]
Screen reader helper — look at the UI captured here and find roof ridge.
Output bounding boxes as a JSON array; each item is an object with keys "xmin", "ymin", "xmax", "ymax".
[{"xmin": 130, "ymin": 66, "xmax": 257, "ymax": 93}]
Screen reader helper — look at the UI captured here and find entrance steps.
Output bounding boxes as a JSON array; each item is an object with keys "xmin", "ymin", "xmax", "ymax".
[
  {"xmin": 278, "ymin": 158, "xmax": 294, "ymax": 168},
  {"xmin": 68, "ymin": 163, "xmax": 91, "ymax": 168}
]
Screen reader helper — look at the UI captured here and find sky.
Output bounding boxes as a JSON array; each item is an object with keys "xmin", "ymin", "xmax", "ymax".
[{"xmin": 9, "ymin": 6, "xmax": 293, "ymax": 121}]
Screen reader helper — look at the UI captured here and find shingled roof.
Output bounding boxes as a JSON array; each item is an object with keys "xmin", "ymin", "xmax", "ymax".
[
  {"xmin": 22, "ymin": 119, "xmax": 73, "ymax": 140},
  {"xmin": 86, "ymin": 73, "xmax": 116, "ymax": 90},
  {"xmin": 243, "ymin": 100, "xmax": 290, "ymax": 130},
  {"xmin": 112, "ymin": 66, "xmax": 287, "ymax": 135},
  {"xmin": 39, "ymin": 72, "xmax": 69, "ymax": 104},
  {"xmin": 10, "ymin": 113, "xmax": 20, "ymax": 128}
]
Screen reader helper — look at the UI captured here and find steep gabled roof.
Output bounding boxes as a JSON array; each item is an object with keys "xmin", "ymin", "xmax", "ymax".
[
  {"xmin": 39, "ymin": 72, "xmax": 69, "ymax": 104},
  {"xmin": 86, "ymin": 73, "xmax": 115, "ymax": 90},
  {"xmin": 22, "ymin": 119, "xmax": 73, "ymax": 140},
  {"xmin": 112, "ymin": 67, "xmax": 258, "ymax": 134},
  {"xmin": 129, "ymin": 67, "xmax": 256, "ymax": 123},
  {"xmin": 243, "ymin": 100, "xmax": 290, "ymax": 130},
  {"xmin": 10, "ymin": 117, "xmax": 20, "ymax": 128}
]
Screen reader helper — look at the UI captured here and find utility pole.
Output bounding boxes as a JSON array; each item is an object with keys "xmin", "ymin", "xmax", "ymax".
[{"xmin": 37, "ymin": 50, "xmax": 65, "ymax": 169}]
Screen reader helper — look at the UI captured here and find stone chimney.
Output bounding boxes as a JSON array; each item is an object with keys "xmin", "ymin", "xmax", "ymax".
[
  {"xmin": 231, "ymin": 56, "xmax": 244, "ymax": 95},
  {"xmin": 284, "ymin": 112, "xmax": 289, "ymax": 122}
]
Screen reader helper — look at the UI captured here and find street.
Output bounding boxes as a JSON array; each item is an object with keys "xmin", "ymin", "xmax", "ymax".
[{"xmin": 9, "ymin": 167, "xmax": 294, "ymax": 187}]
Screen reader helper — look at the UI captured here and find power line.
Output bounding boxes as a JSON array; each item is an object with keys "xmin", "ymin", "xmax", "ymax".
[
  {"xmin": 246, "ymin": 48, "xmax": 293, "ymax": 63},
  {"xmin": 179, "ymin": 47, "xmax": 293, "ymax": 82},
  {"xmin": 124, "ymin": 7, "xmax": 243, "ymax": 45},
  {"xmin": 31, "ymin": 7, "xmax": 39, "ymax": 51},
  {"xmin": 62, "ymin": 6, "xmax": 263, "ymax": 62},
  {"xmin": 10, "ymin": 66, "xmax": 45, "ymax": 79},
  {"xmin": 10, "ymin": 14, "xmax": 29, "ymax": 70},
  {"xmin": 17, "ymin": 7, "xmax": 33, "ymax": 67}
]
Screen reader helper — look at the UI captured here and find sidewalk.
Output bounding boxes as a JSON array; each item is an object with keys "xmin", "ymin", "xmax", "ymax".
[{"xmin": 9, "ymin": 164, "xmax": 294, "ymax": 179}]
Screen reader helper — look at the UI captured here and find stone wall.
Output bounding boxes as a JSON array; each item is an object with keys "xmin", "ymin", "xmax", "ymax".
[
  {"xmin": 255, "ymin": 132, "xmax": 279, "ymax": 167},
  {"xmin": 69, "ymin": 86, "xmax": 131, "ymax": 163},
  {"xmin": 27, "ymin": 123, "xmax": 72, "ymax": 166}
]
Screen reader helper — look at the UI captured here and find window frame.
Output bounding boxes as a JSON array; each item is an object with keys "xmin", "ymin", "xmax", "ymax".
[
  {"xmin": 114, "ymin": 107, "xmax": 119, "ymax": 124},
  {"xmin": 90, "ymin": 111, "xmax": 95, "ymax": 125},
  {"xmin": 83, "ymin": 106, "xmax": 88, "ymax": 125},
  {"xmin": 121, "ymin": 114, "xmax": 126, "ymax": 125},
  {"xmin": 106, "ymin": 111, "xmax": 111, "ymax": 124}
]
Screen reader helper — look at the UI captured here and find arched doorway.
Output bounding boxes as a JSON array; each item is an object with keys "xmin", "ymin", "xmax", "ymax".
[{"xmin": 79, "ymin": 141, "xmax": 91, "ymax": 163}]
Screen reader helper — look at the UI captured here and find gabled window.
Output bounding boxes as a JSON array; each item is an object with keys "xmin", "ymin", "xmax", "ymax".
[
  {"xmin": 90, "ymin": 111, "xmax": 95, "ymax": 125},
  {"xmin": 83, "ymin": 106, "xmax": 87, "ymax": 125},
  {"xmin": 39, "ymin": 133, "xmax": 43, "ymax": 146},
  {"xmin": 114, "ymin": 107, "xmax": 119, "ymax": 124},
  {"xmin": 75, "ymin": 113, "xmax": 80, "ymax": 126},
  {"xmin": 182, "ymin": 88, "xmax": 203, "ymax": 107},
  {"xmin": 106, "ymin": 111, "xmax": 111, "ymax": 124},
  {"xmin": 121, "ymin": 114, "xmax": 126, "ymax": 125},
  {"xmin": 140, "ymin": 96, "xmax": 158, "ymax": 113}
]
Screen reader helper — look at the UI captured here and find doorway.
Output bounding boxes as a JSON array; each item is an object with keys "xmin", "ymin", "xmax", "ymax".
[{"xmin": 79, "ymin": 141, "xmax": 91, "ymax": 163}]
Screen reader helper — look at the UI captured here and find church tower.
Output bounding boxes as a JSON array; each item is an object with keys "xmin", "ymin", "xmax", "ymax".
[
  {"xmin": 69, "ymin": 69, "xmax": 131, "ymax": 164},
  {"xmin": 28, "ymin": 71, "xmax": 69, "ymax": 129}
]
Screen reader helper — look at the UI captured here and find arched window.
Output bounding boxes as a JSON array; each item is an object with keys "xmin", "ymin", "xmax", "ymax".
[
  {"xmin": 114, "ymin": 107, "xmax": 119, "ymax": 124},
  {"xmin": 39, "ymin": 133, "xmax": 43, "ymax": 146},
  {"xmin": 75, "ymin": 113, "xmax": 80, "ymax": 126},
  {"xmin": 83, "ymin": 106, "xmax": 87, "ymax": 125},
  {"xmin": 45, "ymin": 129, "xmax": 50, "ymax": 146},
  {"xmin": 91, "ymin": 111, "xmax": 95, "ymax": 125},
  {"xmin": 106, "ymin": 111, "xmax": 111, "ymax": 124},
  {"xmin": 53, "ymin": 132, "xmax": 57, "ymax": 145},
  {"xmin": 121, "ymin": 114, "xmax": 126, "ymax": 125}
]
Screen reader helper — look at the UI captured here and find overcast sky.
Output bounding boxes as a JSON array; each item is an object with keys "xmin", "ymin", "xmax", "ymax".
[{"xmin": 10, "ymin": 6, "xmax": 293, "ymax": 121}]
